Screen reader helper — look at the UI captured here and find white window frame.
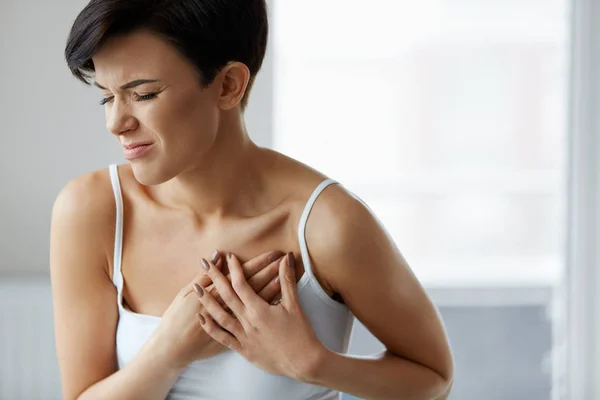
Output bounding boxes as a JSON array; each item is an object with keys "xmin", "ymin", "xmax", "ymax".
[{"xmin": 564, "ymin": 0, "xmax": 600, "ymax": 399}]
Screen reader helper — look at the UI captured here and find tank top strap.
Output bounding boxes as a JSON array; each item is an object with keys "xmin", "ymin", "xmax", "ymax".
[
  {"xmin": 108, "ymin": 164, "xmax": 124, "ymax": 294},
  {"xmin": 297, "ymin": 178, "xmax": 339, "ymax": 286}
]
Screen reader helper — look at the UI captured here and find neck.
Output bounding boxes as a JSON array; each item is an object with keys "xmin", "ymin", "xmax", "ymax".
[{"xmin": 158, "ymin": 112, "xmax": 271, "ymax": 221}]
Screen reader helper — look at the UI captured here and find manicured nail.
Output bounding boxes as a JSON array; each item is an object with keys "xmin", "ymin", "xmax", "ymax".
[
  {"xmin": 197, "ymin": 313, "xmax": 206, "ymax": 325},
  {"xmin": 211, "ymin": 250, "xmax": 221, "ymax": 263},
  {"xmin": 193, "ymin": 283, "xmax": 204, "ymax": 298},
  {"xmin": 287, "ymin": 252, "xmax": 295, "ymax": 269},
  {"xmin": 201, "ymin": 258, "xmax": 210, "ymax": 271},
  {"xmin": 267, "ymin": 251, "xmax": 284, "ymax": 264}
]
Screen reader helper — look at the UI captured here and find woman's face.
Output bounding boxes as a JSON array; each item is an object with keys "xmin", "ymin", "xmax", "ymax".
[{"xmin": 92, "ymin": 30, "xmax": 222, "ymax": 185}]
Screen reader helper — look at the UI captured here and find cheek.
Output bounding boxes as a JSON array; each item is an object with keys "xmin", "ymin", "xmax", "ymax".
[{"xmin": 150, "ymin": 92, "xmax": 219, "ymax": 148}]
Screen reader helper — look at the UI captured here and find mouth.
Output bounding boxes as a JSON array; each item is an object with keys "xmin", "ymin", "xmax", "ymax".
[
  {"xmin": 123, "ymin": 143, "xmax": 154, "ymax": 160},
  {"xmin": 123, "ymin": 142, "xmax": 153, "ymax": 150}
]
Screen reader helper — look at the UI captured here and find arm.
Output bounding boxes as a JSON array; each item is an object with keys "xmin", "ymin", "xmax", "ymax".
[
  {"xmin": 301, "ymin": 187, "xmax": 454, "ymax": 400},
  {"xmin": 50, "ymin": 172, "xmax": 183, "ymax": 400}
]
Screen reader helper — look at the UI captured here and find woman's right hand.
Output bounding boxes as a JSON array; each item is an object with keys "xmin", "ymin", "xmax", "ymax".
[{"xmin": 145, "ymin": 249, "xmax": 285, "ymax": 371}]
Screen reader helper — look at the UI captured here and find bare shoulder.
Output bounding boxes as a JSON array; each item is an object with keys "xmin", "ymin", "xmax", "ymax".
[
  {"xmin": 304, "ymin": 183, "xmax": 380, "ymax": 245},
  {"xmin": 51, "ymin": 166, "xmax": 116, "ymax": 277},
  {"xmin": 303, "ymin": 182, "xmax": 398, "ymax": 290},
  {"xmin": 264, "ymin": 148, "xmax": 375, "ymax": 258}
]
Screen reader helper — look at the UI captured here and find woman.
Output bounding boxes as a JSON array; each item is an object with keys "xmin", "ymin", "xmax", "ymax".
[{"xmin": 49, "ymin": 0, "xmax": 454, "ymax": 399}]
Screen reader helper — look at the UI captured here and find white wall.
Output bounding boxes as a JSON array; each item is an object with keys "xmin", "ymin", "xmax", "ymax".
[
  {"xmin": 0, "ymin": 277, "xmax": 62, "ymax": 400},
  {"xmin": 0, "ymin": 0, "xmax": 273, "ymax": 274}
]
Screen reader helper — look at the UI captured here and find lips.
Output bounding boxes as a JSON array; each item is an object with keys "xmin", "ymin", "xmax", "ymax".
[
  {"xmin": 123, "ymin": 142, "xmax": 153, "ymax": 150},
  {"xmin": 122, "ymin": 142, "xmax": 154, "ymax": 160}
]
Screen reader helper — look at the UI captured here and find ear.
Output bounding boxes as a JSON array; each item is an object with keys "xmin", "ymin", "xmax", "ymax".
[{"xmin": 217, "ymin": 62, "xmax": 251, "ymax": 110}]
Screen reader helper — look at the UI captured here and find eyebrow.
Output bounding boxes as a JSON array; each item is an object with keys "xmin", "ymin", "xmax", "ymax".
[{"xmin": 93, "ymin": 79, "xmax": 160, "ymax": 90}]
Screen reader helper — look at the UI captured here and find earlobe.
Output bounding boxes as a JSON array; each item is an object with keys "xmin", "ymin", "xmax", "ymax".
[{"xmin": 219, "ymin": 62, "xmax": 250, "ymax": 110}]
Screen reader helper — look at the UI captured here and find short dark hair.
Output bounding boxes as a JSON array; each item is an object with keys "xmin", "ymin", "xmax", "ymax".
[{"xmin": 65, "ymin": 0, "xmax": 268, "ymax": 109}]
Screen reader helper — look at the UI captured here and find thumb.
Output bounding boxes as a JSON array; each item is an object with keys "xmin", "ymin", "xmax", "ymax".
[{"xmin": 279, "ymin": 252, "xmax": 299, "ymax": 306}]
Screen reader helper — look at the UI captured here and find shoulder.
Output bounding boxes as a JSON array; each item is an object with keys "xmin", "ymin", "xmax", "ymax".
[
  {"xmin": 51, "ymin": 166, "xmax": 118, "ymax": 276},
  {"xmin": 52, "ymin": 166, "xmax": 116, "ymax": 227},
  {"xmin": 304, "ymin": 183, "xmax": 389, "ymax": 289},
  {"xmin": 266, "ymin": 149, "xmax": 382, "ymax": 269},
  {"xmin": 261, "ymin": 148, "xmax": 388, "ymax": 283}
]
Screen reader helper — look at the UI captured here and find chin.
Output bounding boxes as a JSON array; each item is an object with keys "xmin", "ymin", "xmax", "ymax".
[{"xmin": 128, "ymin": 159, "xmax": 174, "ymax": 186}]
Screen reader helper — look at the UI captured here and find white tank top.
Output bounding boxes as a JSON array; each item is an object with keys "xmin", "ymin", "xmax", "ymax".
[{"xmin": 108, "ymin": 164, "xmax": 355, "ymax": 400}]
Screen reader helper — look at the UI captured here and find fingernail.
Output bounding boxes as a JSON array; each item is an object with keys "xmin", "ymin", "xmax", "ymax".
[
  {"xmin": 193, "ymin": 283, "xmax": 204, "ymax": 298},
  {"xmin": 197, "ymin": 313, "xmax": 206, "ymax": 325},
  {"xmin": 267, "ymin": 251, "xmax": 284, "ymax": 264},
  {"xmin": 211, "ymin": 250, "xmax": 221, "ymax": 263},
  {"xmin": 275, "ymin": 276, "xmax": 280, "ymax": 283},
  {"xmin": 201, "ymin": 258, "xmax": 210, "ymax": 271},
  {"xmin": 287, "ymin": 252, "xmax": 295, "ymax": 269}
]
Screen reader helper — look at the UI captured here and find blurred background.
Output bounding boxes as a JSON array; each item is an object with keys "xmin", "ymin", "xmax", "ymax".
[{"xmin": 1, "ymin": 0, "xmax": 599, "ymax": 399}]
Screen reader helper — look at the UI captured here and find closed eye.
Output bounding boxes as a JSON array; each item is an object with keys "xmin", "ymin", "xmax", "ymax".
[
  {"xmin": 133, "ymin": 92, "xmax": 158, "ymax": 101},
  {"xmin": 99, "ymin": 96, "xmax": 114, "ymax": 106},
  {"xmin": 99, "ymin": 92, "xmax": 158, "ymax": 106}
]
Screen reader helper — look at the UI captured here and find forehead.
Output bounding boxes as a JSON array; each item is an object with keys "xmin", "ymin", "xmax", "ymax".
[{"xmin": 92, "ymin": 30, "xmax": 192, "ymax": 83}]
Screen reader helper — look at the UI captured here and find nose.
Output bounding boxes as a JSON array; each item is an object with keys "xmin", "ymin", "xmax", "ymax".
[{"xmin": 106, "ymin": 99, "xmax": 138, "ymax": 136}]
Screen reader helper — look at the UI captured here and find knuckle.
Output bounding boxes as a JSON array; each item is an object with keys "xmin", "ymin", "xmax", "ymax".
[
  {"xmin": 231, "ymin": 278, "xmax": 245, "ymax": 291},
  {"xmin": 252, "ymin": 308, "xmax": 268, "ymax": 323},
  {"xmin": 221, "ymin": 318, "xmax": 237, "ymax": 332},
  {"xmin": 220, "ymin": 291, "xmax": 237, "ymax": 305},
  {"xmin": 203, "ymin": 323, "xmax": 215, "ymax": 334}
]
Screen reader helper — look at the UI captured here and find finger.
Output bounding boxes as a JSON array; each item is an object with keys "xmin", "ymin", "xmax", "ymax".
[
  {"xmin": 196, "ymin": 274, "xmax": 213, "ymax": 289},
  {"xmin": 201, "ymin": 257, "xmax": 247, "ymax": 318},
  {"xmin": 206, "ymin": 249, "xmax": 224, "ymax": 269},
  {"xmin": 206, "ymin": 283, "xmax": 234, "ymax": 313},
  {"xmin": 190, "ymin": 250, "xmax": 224, "ymax": 289},
  {"xmin": 227, "ymin": 253, "xmax": 264, "ymax": 309},
  {"xmin": 193, "ymin": 283, "xmax": 245, "ymax": 338},
  {"xmin": 256, "ymin": 275, "xmax": 281, "ymax": 303},
  {"xmin": 240, "ymin": 250, "xmax": 285, "ymax": 279},
  {"xmin": 279, "ymin": 252, "xmax": 300, "ymax": 308},
  {"xmin": 176, "ymin": 251, "xmax": 224, "ymax": 300},
  {"xmin": 197, "ymin": 312, "xmax": 242, "ymax": 352},
  {"xmin": 215, "ymin": 251, "xmax": 283, "ymax": 288},
  {"xmin": 246, "ymin": 254, "xmax": 284, "ymax": 293}
]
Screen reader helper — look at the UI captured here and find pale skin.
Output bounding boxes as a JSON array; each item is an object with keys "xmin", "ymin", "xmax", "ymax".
[{"xmin": 50, "ymin": 29, "xmax": 453, "ymax": 400}]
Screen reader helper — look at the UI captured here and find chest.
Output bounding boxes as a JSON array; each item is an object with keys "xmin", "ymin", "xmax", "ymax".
[{"xmin": 114, "ymin": 205, "xmax": 313, "ymax": 316}]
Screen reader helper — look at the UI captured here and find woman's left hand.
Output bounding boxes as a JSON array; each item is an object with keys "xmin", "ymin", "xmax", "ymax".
[{"xmin": 193, "ymin": 252, "xmax": 325, "ymax": 380}]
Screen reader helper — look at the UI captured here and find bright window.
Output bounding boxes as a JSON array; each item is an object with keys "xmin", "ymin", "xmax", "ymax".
[{"xmin": 273, "ymin": 1, "xmax": 569, "ymax": 398}]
